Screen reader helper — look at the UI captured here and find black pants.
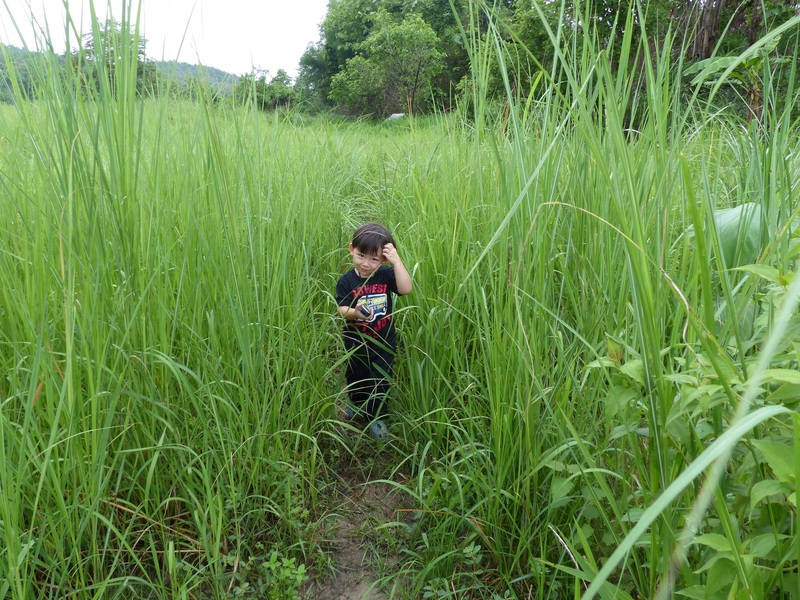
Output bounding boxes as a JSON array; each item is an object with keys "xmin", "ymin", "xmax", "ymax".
[{"xmin": 345, "ymin": 345, "xmax": 394, "ymax": 422}]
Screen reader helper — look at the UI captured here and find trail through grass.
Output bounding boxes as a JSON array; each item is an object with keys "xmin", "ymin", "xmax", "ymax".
[{"xmin": 2, "ymin": 1, "xmax": 800, "ymax": 599}]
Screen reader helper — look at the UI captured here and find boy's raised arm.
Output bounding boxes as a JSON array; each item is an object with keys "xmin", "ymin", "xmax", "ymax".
[{"xmin": 382, "ymin": 243, "xmax": 412, "ymax": 295}]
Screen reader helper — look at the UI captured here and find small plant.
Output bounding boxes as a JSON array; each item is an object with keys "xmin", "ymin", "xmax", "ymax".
[{"xmin": 225, "ymin": 548, "xmax": 307, "ymax": 599}]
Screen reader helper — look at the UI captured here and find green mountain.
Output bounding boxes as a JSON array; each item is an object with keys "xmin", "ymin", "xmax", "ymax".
[
  {"xmin": 1, "ymin": 44, "xmax": 240, "ymax": 100},
  {"xmin": 151, "ymin": 60, "xmax": 239, "ymax": 93}
]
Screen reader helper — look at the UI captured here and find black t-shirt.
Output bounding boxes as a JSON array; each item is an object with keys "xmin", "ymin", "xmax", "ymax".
[{"xmin": 336, "ymin": 265, "xmax": 399, "ymax": 352}]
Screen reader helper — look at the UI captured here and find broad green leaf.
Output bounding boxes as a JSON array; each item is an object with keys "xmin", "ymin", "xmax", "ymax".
[
  {"xmin": 765, "ymin": 383, "xmax": 800, "ymax": 404},
  {"xmin": 684, "ymin": 55, "xmax": 740, "ymax": 83},
  {"xmin": 703, "ymin": 555, "xmax": 738, "ymax": 596},
  {"xmin": 609, "ymin": 423, "xmax": 639, "ymax": 440},
  {"xmin": 787, "ymin": 238, "xmax": 800, "ymax": 261},
  {"xmin": 692, "ymin": 533, "xmax": 732, "ymax": 552},
  {"xmin": 750, "ymin": 479, "xmax": 793, "ymax": 511},
  {"xmin": 772, "ymin": 317, "xmax": 800, "ymax": 354},
  {"xmin": 606, "ymin": 335, "xmax": 624, "ymax": 362},
  {"xmin": 664, "ymin": 373, "xmax": 699, "ymax": 385},
  {"xmin": 684, "ymin": 384, "xmax": 723, "ymax": 405},
  {"xmin": 605, "ymin": 385, "xmax": 637, "ymax": 420},
  {"xmin": 551, "ymin": 476, "xmax": 574, "ymax": 504},
  {"xmin": 583, "ymin": 405, "xmax": 790, "ymax": 599},
  {"xmin": 544, "ymin": 460, "xmax": 581, "ymax": 475},
  {"xmin": 619, "ymin": 359, "xmax": 645, "ymax": 386},
  {"xmin": 675, "ymin": 586, "xmax": 706, "ymax": 599},
  {"xmin": 761, "ymin": 369, "xmax": 800, "ymax": 385},
  {"xmin": 779, "ymin": 271, "xmax": 796, "ymax": 287},
  {"xmin": 586, "ymin": 357, "xmax": 617, "ymax": 370},
  {"xmin": 746, "ymin": 533, "xmax": 782, "ymax": 559},
  {"xmin": 699, "ymin": 354, "xmax": 740, "ymax": 385},
  {"xmin": 734, "ymin": 264, "xmax": 781, "ymax": 284},
  {"xmin": 621, "ymin": 508, "xmax": 644, "ymax": 523},
  {"xmin": 751, "ymin": 439, "xmax": 796, "ymax": 482},
  {"xmin": 699, "ymin": 203, "xmax": 764, "ymax": 268},
  {"xmin": 694, "ymin": 551, "xmax": 734, "ymax": 574}
]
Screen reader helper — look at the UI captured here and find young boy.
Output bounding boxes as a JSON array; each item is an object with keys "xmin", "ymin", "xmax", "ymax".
[{"xmin": 336, "ymin": 222, "xmax": 412, "ymax": 439}]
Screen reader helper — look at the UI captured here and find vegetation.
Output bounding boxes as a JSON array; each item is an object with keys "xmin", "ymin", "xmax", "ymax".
[
  {"xmin": 233, "ymin": 69, "xmax": 296, "ymax": 111},
  {"xmin": 298, "ymin": 0, "xmax": 800, "ymax": 117},
  {"xmin": 1, "ymin": 1, "xmax": 800, "ymax": 599},
  {"xmin": 329, "ymin": 12, "xmax": 444, "ymax": 116},
  {"xmin": 2, "ymin": 42, "xmax": 236, "ymax": 103},
  {"xmin": 5, "ymin": 2, "xmax": 799, "ymax": 118}
]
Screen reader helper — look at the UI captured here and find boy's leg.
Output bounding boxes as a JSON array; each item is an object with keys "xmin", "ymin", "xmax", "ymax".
[
  {"xmin": 363, "ymin": 351, "xmax": 394, "ymax": 422},
  {"xmin": 345, "ymin": 351, "xmax": 372, "ymax": 419},
  {"xmin": 363, "ymin": 378, "xmax": 389, "ymax": 422}
]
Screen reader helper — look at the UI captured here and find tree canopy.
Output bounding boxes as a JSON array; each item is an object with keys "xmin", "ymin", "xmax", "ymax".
[
  {"xmin": 71, "ymin": 18, "xmax": 160, "ymax": 97},
  {"xmin": 4, "ymin": 1, "xmax": 799, "ymax": 118},
  {"xmin": 234, "ymin": 69, "xmax": 296, "ymax": 111},
  {"xmin": 297, "ymin": 0, "xmax": 800, "ymax": 118},
  {"xmin": 330, "ymin": 12, "xmax": 444, "ymax": 116}
]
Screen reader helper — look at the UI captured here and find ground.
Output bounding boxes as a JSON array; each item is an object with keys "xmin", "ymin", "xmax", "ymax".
[{"xmin": 304, "ymin": 418, "xmax": 412, "ymax": 600}]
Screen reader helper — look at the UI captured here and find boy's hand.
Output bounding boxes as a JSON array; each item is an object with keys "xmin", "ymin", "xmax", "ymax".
[
  {"xmin": 357, "ymin": 305, "xmax": 374, "ymax": 321},
  {"xmin": 382, "ymin": 241, "xmax": 412, "ymax": 295},
  {"xmin": 382, "ymin": 243, "xmax": 401, "ymax": 265}
]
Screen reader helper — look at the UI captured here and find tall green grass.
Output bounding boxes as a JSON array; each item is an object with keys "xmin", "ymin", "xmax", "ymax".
[
  {"xmin": 1, "ymin": 0, "xmax": 800, "ymax": 598},
  {"xmin": 0, "ymin": 7, "xmax": 360, "ymax": 596},
  {"xmin": 384, "ymin": 2, "xmax": 800, "ymax": 599}
]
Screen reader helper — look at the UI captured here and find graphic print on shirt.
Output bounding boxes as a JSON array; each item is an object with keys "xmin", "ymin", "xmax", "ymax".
[{"xmin": 357, "ymin": 293, "xmax": 388, "ymax": 322}]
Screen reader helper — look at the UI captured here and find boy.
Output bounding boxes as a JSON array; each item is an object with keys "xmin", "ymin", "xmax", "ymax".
[{"xmin": 335, "ymin": 222, "xmax": 412, "ymax": 439}]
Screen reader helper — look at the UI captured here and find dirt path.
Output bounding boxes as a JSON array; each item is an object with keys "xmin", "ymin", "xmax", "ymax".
[{"xmin": 304, "ymin": 434, "xmax": 410, "ymax": 600}]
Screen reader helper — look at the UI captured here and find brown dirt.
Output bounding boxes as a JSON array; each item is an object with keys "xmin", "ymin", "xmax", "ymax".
[{"xmin": 304, "ymin": 430, "xmax": 411, "ymax": 600}]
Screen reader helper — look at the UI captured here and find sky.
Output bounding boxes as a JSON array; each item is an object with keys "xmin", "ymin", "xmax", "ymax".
[{"xmin": 0, "ymin": 0, "xmax": 330, "ymax": 78}]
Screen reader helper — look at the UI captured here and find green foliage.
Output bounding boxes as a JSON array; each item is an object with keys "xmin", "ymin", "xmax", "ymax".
[
  {"xmin": 234, "ymin": 69, "xmax": 296, "ymax": 111},
  {"xmin": 684, "ymin": 34, "xmax": 787, "ymax": 121},
  {"xmin": 329, "ymin": 55, "xmax": 383, "ymax": 115},
  {"xmin": 330, "ymin": 12, "xmax": 444, "ymax": 116},
  {"xmin": 295, "ymin": 42, "xmax": 331, "ymax": 111},
  {"xmin": 179, "ymin": 75, "xmax": 221, "ymax": 102},
  {"xmin": 71, "ymin": 18, "xmax": 162, "ymax": 97},
  {"xmin": 686, "ymin": 202, "xmax": 765, "ymax": 269},
  {"xmin": 5, "ymin": 2, "xmax": 800, "ymax": 600},
  {"xmin": 223, "ymin": 548, "xmax": 307, "ymax": 599},
  {"xmin": 300, "ymin": 0, "xmax": 462, "ymax": 115},
  {"xmin": 0, "ymin": 45, "xmax": 43, "ymax": 102}
]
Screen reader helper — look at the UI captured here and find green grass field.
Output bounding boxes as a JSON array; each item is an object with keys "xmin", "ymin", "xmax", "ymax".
[{"xmin": 2, "ymin": 4, "xmax": 800, "ymax": 599}]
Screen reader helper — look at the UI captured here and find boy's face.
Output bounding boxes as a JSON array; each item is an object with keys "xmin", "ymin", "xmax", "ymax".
[{"xmin": 349, "ymin": 244, "xmax": 383, "ymax": 278}]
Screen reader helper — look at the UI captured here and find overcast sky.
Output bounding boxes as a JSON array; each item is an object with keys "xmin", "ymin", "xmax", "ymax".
[{"xmin": 0, "ymin": 0, "xmax": 329, "ymax": 78}]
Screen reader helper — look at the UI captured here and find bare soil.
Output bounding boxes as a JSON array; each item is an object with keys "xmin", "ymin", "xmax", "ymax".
[{"xmin": 304, "ymin": 426, "xmax": 411, "ymax": 600}]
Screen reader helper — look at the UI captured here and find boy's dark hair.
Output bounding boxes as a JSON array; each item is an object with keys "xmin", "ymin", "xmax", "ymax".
[{"xmin": 352, "ymin": 222, "xmax": 395, "ymax": 254}]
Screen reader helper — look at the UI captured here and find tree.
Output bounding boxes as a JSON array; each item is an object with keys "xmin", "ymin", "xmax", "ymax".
[
  {"xmin": 684, "ymin": 34, "xmax": 786, "ymax": 121},
  {"xmin": 328, "ymin": 55, "xmax": 383, "ymax": 114},
  {"xmin": 296, "ymin": 0, "xmax": 381, "ymax": 110},
  {"xmin": 330, "ymin": 12, "xmax": 444, "ymax": 116},
  {"xmin": 73, "ymin": 18, "xmax": 160, "ymax": 96},
  {"xmin": 295, "ymin": 42, "xmax": 330, "ymax": 110},
  {"xmin": 297, "ymin": 0, "xmax": 467, "ymax": 113},
  {"xmin": 412, "ymin": 0, "xmax": 472, "ymax": 108},
  {"xmin": 1, "ymin": 45, "xmax": 40, "ymax": 102},
  {"xmin": 234, "ymin": 69, "xmax": 296, "ymax": 111}
]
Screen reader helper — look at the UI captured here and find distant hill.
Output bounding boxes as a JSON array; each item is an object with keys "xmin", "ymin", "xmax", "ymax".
[
  {"xmin": 152, "ymin": 60, "xmax": 240, "ymax": 94},
  {"xmin": 0, "ymin": 44, "xmax": 33, "ymax": 63},
  {"xmin": 0, "ymin": 44, "xmax": 48, "ymax": 101},
  {"xmin": 2, "ymin": 44, "xmax": 241, "ymax": 99}
]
